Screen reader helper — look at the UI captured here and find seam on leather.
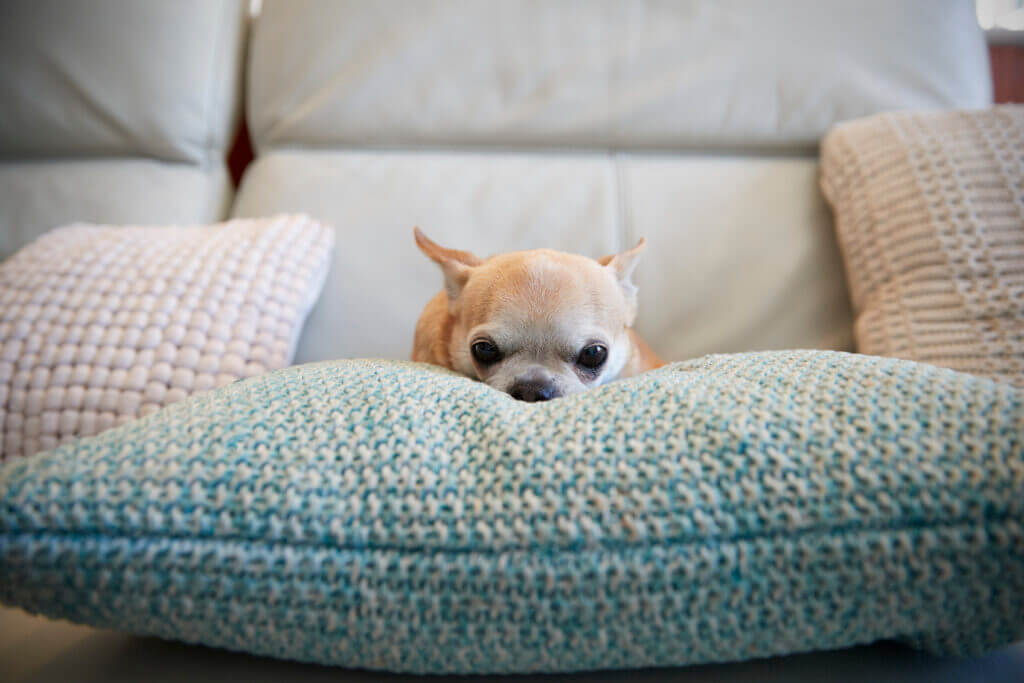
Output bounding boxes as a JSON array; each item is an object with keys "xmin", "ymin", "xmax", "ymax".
[
  {"xmin": 201, "ymin": 0, "xmax": 230, "ymax": 169},
  {"xmin": 244, "ymin": 143, "xmax": 819, "ymax": 159},
  {"xmin": 612, "ymin": 153, "xmax": 631, "ymax": 251}
]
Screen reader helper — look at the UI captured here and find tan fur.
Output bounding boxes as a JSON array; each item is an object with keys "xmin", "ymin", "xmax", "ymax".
[
  {"xmin": 412, "ymin": 290, "xmax": 454, "ymax": 367},
  {"xmin": 625, "ymin": 328, "xmax": 665, "ymax": 375},
  {"xmin": 412, "ymin": 229, "xmax": 664, "ymax": 397}
]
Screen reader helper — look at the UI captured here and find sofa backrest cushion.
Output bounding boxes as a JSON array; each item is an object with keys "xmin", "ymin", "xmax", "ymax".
[
  {"xmin": 0, "ymin": 0, "xmax": 248, "ymax": 165},
  {"xmin": 248, "ymin": 0, "xmax": 991, "ymax": 153}
]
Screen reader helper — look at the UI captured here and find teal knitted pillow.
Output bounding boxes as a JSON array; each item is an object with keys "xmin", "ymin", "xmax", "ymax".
[{"xmin": 1, "ymin": 351, "xmax": 1022, "ymax": 674}]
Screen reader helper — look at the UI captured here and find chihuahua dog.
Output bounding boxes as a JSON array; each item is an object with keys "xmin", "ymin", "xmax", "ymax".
[{"xmin": 412, "ymin": 228, "xmax": 663, "ymax": 401}]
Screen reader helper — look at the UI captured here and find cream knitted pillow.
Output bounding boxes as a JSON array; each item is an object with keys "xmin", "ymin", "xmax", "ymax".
[
  {"xmin": 821, "ymin": 106, "xmax": 1024, "ymax": 386},
  {"xmin": 0, "ymin": 215, "xmax": 334, "ymax": 459}
]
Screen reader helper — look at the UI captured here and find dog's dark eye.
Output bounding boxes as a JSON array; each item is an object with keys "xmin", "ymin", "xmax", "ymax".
[
  {"xmin": 577, "ymin": 344, "xmax": 607, "ymax": 369},
  {"xmin": 471, "ymin": 340, "xmax": 502, "ymax": 365}
]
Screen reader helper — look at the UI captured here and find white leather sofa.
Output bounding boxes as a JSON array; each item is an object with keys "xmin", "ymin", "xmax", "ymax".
[
  {"xmin": 234, "ymin": 0, "xmax": 990, "ymax": 367},
  {"xmin": 3, "ymin": 1, "xmax": 1024, "ymax": 681}
]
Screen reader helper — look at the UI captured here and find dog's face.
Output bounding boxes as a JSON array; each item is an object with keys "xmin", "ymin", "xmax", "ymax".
[{"xmin": 415, "ymin": 229, "xmax": 647, "ymax": 401}]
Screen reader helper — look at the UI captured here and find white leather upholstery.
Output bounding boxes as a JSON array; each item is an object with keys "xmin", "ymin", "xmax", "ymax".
[
  {"xmin": 249, "ymin": 0, "xmax": 990, "ymax": 152},
  {"xmin": 232, "ymin": 151, "xmax": 853, "ymax": 363},
  {"xmin": 623, "ymin": 156, "xmax": 854, "ymax": 358},
  {"xmin": 0, "ymin": 0, "xmax": 248, "ymax": 260},
  {"xmin": 0, "ymin": 161, "xmax": 232, "ymax": 260},
  {"xmin": 0, "ymin": 0, "xmax": 247, "ymax": 165}
]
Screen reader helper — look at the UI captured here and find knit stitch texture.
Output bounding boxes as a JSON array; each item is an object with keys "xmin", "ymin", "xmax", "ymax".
[
  {"xmin": 1, "ymin": 351, "xmax": 1022, "ymax": 674},
  {"xmin": 0, "ymin": 214, "xmax": 334, "ymax": 460},
  {"xmin": 821, "ymin": 106, "xmax": 1024, "ymax": 386}
]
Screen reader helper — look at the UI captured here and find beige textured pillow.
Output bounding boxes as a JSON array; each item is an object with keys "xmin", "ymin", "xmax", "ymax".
[
  {"xmin": 0, "ymin": 215, "xmax": 334, "ymax": 459},
  {"xmin": 821, "ymin": 106, "xmax": 1024, "ymax": 386}
]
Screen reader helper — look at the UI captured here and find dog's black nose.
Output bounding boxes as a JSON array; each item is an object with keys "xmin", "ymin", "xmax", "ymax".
[{"xmin": 509, "ymin": 381, "xmax": 560, "ymax": 402}]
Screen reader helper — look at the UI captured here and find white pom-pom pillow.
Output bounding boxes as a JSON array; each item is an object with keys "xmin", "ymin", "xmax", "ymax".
[{"xmin": 0, "ymin": 215, "xmax": 334, "ymax": 459}]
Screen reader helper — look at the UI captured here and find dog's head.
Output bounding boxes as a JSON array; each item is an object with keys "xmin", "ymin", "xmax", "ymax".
[{"xmin": 415, "ymin": 228, "xmax": 647, "ymax": 401}]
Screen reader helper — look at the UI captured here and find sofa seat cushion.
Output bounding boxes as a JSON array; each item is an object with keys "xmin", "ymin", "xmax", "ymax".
[
  {"xmin": 232, "ymin": 149, "xmax": 854, "ymax": 363},
  {"xmin": 1, "ymin": 351, "xmax": 1021, "ymax": 674},
  {"xmin": 0, "ymin": 160, "xmax": 234, "ymax": 260}
]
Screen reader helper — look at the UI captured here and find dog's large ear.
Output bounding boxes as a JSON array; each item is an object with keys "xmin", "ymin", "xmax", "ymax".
[
  {"xmin": 414, "ymin": 228, "xmax": 483, "ymax": 302},
  {"xmin": 598, "ymin": 238, "xmax": 647, "ymax": 319}
]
